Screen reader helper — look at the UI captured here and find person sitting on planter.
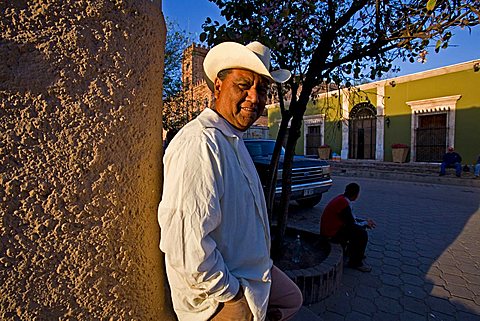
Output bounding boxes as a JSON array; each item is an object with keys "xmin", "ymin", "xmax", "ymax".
[
  {"xmin": 439, "ymin": 147, "xmax": 462, "ymax": 177},
  {"xmin": 320, "ymin": 183, "xmax": 376, "ymax": 272}
]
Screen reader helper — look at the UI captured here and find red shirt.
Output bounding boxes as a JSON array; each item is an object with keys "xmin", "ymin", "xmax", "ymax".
[{"xmin": 320, "ymin": 194, "xmax": 352, "ymax": 238}]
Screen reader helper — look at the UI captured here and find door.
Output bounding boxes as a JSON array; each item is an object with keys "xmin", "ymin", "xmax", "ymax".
[
  {"xmin": 357, "ymin": 128, "xmax": 365, "ymax": 159},
  {"xmin": 415, "ymin": 113, "xmax": 447, "ymax": 162},
  {"xmin": 349, "ymin": 102, "xmax": 377, "ymax": 159},
  {"xmin": 306, "ymin": 125, "xmax": 321, "ymax": 156}
]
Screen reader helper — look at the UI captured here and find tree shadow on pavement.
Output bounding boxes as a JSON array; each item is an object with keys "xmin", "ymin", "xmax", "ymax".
[{"xmin": 289, "ymin": 177, "xmax": 480, "ymax": 320}]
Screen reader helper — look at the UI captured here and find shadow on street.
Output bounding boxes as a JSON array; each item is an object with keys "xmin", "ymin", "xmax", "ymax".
[{"xmin": 287, "ymin": 175, "xmax": 480, "ymax": 320}]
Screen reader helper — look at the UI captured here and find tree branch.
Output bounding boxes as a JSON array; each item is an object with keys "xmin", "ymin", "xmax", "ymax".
[{"xmin": 333, "ymin": 0, "xmax": 371, "ymax": 32}]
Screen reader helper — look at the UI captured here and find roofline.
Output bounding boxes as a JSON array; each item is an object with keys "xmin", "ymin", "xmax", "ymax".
[
  {"xmin": 265, "ymin": 59, "xmax": 480, "ymax": 104},
  {"xmin": 359, "ymin": 59, "xmax": 480, "ymax": 90},
  {"xmin": 310, "ymin": 59, "xmax": 480, "ymax": 100}
]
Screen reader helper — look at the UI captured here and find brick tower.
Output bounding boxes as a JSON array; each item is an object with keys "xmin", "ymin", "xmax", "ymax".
[
  {"xmin": 182, "ymin": 43, "xmax": 213, "ymax": 111},
  {"xmin": 182, "ymin": 43, "xmax": 208, "ymax": 90}
]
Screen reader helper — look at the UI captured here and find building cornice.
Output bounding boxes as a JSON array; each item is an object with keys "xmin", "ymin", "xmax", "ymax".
[{"xmin": 406, "ymin": 95, "xmax": 462, "ymax": 114}]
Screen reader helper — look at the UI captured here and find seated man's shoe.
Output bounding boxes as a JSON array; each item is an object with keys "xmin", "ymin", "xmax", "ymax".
[
  {"xmin": 439, "ymin": 173, "xmax": 445, "ymax": 176},
  {"xmin": 354, "ymin": 264, "xmax": 372, "ymax": 273},
  {"xmin": 347, "ymin": 262, "xmax": 372, "ymax": 272}
]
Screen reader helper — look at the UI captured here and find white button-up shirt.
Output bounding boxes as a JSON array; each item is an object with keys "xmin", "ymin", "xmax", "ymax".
[{"xmin": 158, "ymin": 108, "xmax": 272, "ymax": 321}]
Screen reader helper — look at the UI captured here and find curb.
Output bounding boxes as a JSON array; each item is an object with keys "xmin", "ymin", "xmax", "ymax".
[
  {"xmin": 332, "ymin": 170, "xmax": 480, "ymax": 188},
  {"xmin": 285, "ymin": 242, "xmax": 343, "ymax": 305}
]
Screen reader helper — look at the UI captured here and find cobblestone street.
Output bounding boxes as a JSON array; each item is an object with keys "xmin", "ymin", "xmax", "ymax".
[{"xmin": 289, "ymin": 176, "xmax": 480, "ymax": 321}]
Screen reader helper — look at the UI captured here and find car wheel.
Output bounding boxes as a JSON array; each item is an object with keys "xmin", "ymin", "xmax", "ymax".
[{"xmin": 296, "ymin": 195, "xmax": 322, "ymax": 208}]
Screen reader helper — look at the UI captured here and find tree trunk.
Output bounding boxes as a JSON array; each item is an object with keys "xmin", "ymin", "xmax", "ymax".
[
  {"xmin": 273, "ymin": 81, "xmax": 314, "ymax": 257},
  {"xmin": 265, "ymin": 84, "xmax": 291, "ymax": 221}
]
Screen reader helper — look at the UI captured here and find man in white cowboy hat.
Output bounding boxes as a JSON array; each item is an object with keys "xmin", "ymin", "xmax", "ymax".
[{"xmin": 158, "ymin": 41, "xmax": 302, "ymax": 321}]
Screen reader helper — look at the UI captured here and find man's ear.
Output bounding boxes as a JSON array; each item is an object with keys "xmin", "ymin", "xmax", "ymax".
[{"xmin": 214, "ymin": 78, "xmax": 222, "ymax": 99}]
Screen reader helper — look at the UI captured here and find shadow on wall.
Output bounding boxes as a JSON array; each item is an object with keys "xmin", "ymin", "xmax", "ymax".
[{"xmin": 383, "ymin": 108, "xmax": 480, "ymax": 163}]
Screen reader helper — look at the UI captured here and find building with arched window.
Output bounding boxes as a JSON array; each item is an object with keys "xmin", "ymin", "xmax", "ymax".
[{"xmin": 267, "ymin": 60, "xmax": 480, "ymax": 165}]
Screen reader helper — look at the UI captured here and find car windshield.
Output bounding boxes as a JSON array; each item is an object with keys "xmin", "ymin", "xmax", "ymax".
[{"xmin": 245, "ymin": 140, "xmax": 285, "ymax": 158}]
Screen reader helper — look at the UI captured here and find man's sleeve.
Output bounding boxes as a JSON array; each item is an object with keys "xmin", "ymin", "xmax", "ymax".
[
  {"xmin": 338, "ymin": 204, "xmax": 356, "ymax": 226},
  {"xmin": 158, "ymin": 136, "xmax": 239, "ymax": 302}
]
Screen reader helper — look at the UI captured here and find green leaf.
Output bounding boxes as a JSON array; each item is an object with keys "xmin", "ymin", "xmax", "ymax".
[
  {"xmin": 426, "ymin": 0, "xmax": 436, "ymax": 11},
  {"xmin": 435, "ymin": 39, "xmax": 442, "ymax": 51},
  {"xmin": 199, "ymin": 32, "xmax": 207, "ymax": 43}
]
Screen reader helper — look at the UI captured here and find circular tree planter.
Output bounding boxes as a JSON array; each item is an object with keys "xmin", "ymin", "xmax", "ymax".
[{"xmin": 273, "ymin": 228, "xmax": 343, "ymax": 305}]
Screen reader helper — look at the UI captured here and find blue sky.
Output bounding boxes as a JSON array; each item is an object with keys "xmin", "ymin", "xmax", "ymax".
[{"xmin": 164, "ymin": 0, "xmax": 480, "ymax": 77}]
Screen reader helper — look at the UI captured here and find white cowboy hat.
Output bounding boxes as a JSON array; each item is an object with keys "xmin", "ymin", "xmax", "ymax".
[{"xmin": 203, "ymin": 41, "xmax": 291, "ymax": 91}]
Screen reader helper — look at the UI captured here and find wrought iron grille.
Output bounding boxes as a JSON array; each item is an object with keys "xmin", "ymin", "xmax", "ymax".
[
  {"xmin": 415, "ymin": 113, "xmax": 447, "ymax": 162},
  {"xmin": 306, "ymin": 125, "xmax": 322, "ymax": 155},
  {"xmin": 415, "ymin": 127, "xmax": 448, "ymax": 162}
]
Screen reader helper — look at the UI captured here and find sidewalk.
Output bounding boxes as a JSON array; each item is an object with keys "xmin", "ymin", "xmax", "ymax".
[
  {"xmin": 292, "ymin": 307, "xmax": 324, "ymax": 321},
  {"xmin": 288, "ymin": 176, "xmax": 480, "ymax": 321},
  {"xmin": 329, "ymin": 159, "xmax": 480, "ymax": 188}
]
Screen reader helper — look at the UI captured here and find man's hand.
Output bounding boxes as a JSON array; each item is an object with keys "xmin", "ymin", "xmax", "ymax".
[{"xmin": 366, "ymin": 219, "xmax": 376, "ymax": 229}]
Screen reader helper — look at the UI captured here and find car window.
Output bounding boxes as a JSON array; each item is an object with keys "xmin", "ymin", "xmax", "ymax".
[{"xmin": 245, "ymin": 141, "xmax": 285, "ymax": 157}]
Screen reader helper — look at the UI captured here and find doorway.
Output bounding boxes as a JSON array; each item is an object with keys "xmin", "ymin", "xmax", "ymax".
[
  {"xmin": 306, "ymin": 125, "xmax": 321, "ymax": 156},
  {"xmin": 415, "ymin": 113, "xmax": 447, "ymax": 162},
  {"xmin": 349, "ymin": 102, "xmax": 377, "ymax": 159}
]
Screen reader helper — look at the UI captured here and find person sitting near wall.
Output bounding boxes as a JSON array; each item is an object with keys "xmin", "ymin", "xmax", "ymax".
[
  {"xmin": 439, "ymin": 147, "xmax": 462, "ymax": 177},
  {"xmin": 474, "ymin": 154, "xmax": 480, "ymax": 179},
  {"xmin": 320, "ymin": 183, "xmax": 376, "ymax": 272}
]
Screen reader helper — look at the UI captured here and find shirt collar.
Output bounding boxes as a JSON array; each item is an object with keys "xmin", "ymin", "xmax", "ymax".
[{"xmin": 198, "ymin": 108, "xmax": 244, "ymax": 139}]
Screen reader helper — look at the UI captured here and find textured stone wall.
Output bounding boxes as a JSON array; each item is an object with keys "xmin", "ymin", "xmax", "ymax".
[{"xmin": 0, "ymin": 0, "xmax": 173, "ymax": 319}]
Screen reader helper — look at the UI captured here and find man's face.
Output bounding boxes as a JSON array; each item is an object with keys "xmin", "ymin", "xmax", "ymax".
[{"xmin": 213, "ymin": 69, "xmax": 269, "ymax": 131}]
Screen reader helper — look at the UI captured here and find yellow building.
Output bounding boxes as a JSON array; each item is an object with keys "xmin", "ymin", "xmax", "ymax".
[{"xmin": 268, "ymin": 60, "xmax": 480, "ymax": 164}]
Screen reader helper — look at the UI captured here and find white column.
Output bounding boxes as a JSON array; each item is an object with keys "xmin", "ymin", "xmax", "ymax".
[
  {"xmin": 341, "ymin": 89, "xmax": 350, "ymax": 159},
  {"xmin": 375, "ymin": 85, "xmax": 385, "ymax": 161},
  {"xmin": 303, "ymin": 121, "xmax": 308, "ymax": 156},
  {"xmin": 411, "ymin": 112, "xmax": 417, "ymax": 162},
  {"xmin": 447, "ymin": 107, "xmax": 456, "ymax": 149}
]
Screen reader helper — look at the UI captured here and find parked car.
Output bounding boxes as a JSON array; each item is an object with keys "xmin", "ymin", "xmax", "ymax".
[{"xmin": 244, "ymin": 139, "xmax": 333, "ymax": 208}]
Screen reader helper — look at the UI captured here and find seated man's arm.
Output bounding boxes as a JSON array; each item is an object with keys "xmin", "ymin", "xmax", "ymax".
[
  {"xmin": 338, "ymin": 206, "xmax": 355, "ymax": 226},
  {"xmin": 355, "ymin": 217, "xmax": 376, "ymax": 229}
]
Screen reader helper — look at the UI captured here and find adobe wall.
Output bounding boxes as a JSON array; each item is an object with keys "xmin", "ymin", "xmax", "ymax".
[{"xmin": 0, "ymin": 0, "xmax": 173, "ymax": 319}]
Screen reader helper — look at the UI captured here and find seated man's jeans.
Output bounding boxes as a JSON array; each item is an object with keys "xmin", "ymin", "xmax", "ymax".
[
  {"xmin": 440, "ymin": 162, "xmax": 462, "ymax": 176},
  {"xmin": 331, "ymin": 224, "xmax": 368, "ymax": 267},
  {"xmin": 475, "ymin": 164, "xmax": 480, "ymax": 177}
]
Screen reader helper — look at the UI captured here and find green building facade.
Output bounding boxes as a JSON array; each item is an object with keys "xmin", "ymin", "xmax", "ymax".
[{"xmin": 267, "ymin": 60, "xmax": 480, "ymax": 165}]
